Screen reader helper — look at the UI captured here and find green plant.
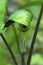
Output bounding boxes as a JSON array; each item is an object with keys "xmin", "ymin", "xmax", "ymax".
[
  {"xmin": 0, "ymin": 0, "xmax": 7, "ymax": 33},
  {"xmin": 0, "ymin": 1, "xmax": 43, "ymax": 65}
]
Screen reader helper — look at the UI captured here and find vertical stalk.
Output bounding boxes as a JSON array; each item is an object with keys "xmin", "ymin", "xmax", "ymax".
[
  {"xmin": 12, "ymin": 24, "xmax": 20, "ymax": 53},
  {"xmin": 12, "ymin": 24, "xmax": 19, "ymax": 45},
  {"xmin": 27, "ymin": 3, "xmax": 43, "ymax": 65},
  {"xmin": 21, "ymin": 52, "xmax": 25, "ymax": 65},
  {"xmin": 0, "ymin": 33, "xmax": 18, "ymax": 65}
]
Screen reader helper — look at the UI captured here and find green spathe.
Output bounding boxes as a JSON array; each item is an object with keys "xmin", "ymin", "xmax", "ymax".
[
  {"xmin": 0, "ymin": 0, "xmax": 7, "ymax": 33},
  {"xmin": 8, "ymin": 10, "xmax": 32, "ymax": 26}
]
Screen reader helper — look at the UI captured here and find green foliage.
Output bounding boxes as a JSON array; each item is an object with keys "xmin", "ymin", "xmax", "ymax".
[
  {"xmin": 0, "ymin": 0, "xmax": 43, "ymax": 65},
  {"xmin": 0, "ymin": 0, "xmax": 7, "ymax": 33},
  {"xmin": 8, "ymin": 10, "xmax": 32, "ymax": 26},
  {"xmin": 31, "ymin": 54, "xmax": 43, "ymax": 65},
  {"xmin": 7, "ymin": 9, "xmax": 33, "ymax": 53}
]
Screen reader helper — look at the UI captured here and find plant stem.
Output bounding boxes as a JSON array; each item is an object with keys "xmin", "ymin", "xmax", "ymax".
[
  {"xmin": 12, "ymin": 24, "xmax": 20, "ymax": 52},
  {"xmin": 0, "ymin": 33, "xmax": 18, "ymax": 65},
  {"xmin": 12, "ymin": 24, "xmax": 19, "ymax": 45},
  {"xmin": 21, "ymin": 52, "xmax": 25, "ymax": 65},
  {"xmin": 27, "ymin": 3, "xmax": 43, "ymax": 65}
]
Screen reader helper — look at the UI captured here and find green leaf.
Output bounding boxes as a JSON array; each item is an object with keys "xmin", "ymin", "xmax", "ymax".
[
  {"xmin": 7, "ymin": 10, "xmax": 33, "ymax": 53},
  {"xmin": 8, "ymin": 10, "xmax": 33, "ymax": 26},
  {"xmin": 0, "ymin": 0, "xmax": 7, "ymax": 33}
]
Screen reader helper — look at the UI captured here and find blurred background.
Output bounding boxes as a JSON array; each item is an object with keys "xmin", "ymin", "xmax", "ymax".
[{"xmin": 0, "ymin": 0, "xmax": 43, "ymax": 65}]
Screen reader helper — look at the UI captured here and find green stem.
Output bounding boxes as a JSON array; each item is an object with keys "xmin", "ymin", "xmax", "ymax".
[
  {"xmin": 0, "ymin": 33, "xmax": 18, "ymax": 65},
  {"xmin": 27, "ymin": 3, "xmax": 43, "ymax": 65}
]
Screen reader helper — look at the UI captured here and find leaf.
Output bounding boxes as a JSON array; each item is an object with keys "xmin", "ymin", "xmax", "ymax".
[
  {"xmin": 0, "ymin": 0, "xmax": 7, "ymax": 33},
  {"xmin": 8, "ymin": 10, "xmax": 33, "ymax": 26},
  {"xmin": 4, "ymin": 20, "xmax": 14, "ymax": 28},
  {"xmin": 7, "ymin": 10, "xmax": 33, "ymax": 53}
]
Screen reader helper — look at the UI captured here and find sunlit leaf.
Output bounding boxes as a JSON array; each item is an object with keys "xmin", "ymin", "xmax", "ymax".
[
  {"xmin": 8, "ymin": 10, "xmax": 33, "ymax": 26},
  {"xmin": 0, "ymin": 0, "xmax": 7, "ymax": 33}
]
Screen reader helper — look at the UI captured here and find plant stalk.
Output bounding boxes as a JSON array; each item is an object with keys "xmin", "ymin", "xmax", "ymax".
[
  {"xmin": 0, "ymin": 33, "xmax": 18, "ymax": 65},
  {"xmin": 27, "ymin": 3, "xmax": 43, "ymax": 65},
  {"xmin": 21, "ymin": 52, "xmax": 25, "ymax": 65}
]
